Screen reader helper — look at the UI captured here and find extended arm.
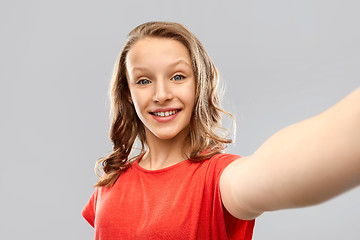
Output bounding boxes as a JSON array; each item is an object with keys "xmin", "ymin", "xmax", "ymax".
[{"xmin": 220, "ymin": 87, "xmax": 360, "ymax": 220}]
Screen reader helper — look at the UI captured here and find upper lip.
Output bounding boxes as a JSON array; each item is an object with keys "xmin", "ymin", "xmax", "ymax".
[{"xmin": 150, "ymin": 108, "xmax": 181, "ymax": 113}]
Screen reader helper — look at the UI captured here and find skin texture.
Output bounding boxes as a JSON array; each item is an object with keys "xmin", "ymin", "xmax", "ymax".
[
  {"xmin": 126, "ymin": 37, "xmax": 196, "ymax": 170},
  {"xmin": 220, "ymin": 87, "xmax": 360, "ymax": 220}
]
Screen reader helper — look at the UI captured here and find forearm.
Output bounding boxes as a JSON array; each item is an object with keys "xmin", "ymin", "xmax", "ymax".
[{"xmin": 251, "ymin": 87, "xmax": 360, "ymax": 211}]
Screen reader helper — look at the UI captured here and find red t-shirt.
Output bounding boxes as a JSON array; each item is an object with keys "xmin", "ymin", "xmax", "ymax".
[{"xmin": 82, "ymin": 153, "xmax": 255, "ymax": 239}]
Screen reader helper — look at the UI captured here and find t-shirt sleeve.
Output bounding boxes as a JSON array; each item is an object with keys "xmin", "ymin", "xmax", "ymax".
[
  {"xmin": 212, "ymin": 154, "xmax": 255, "ymax": 239},
  {"xmin": 213, "ymin": 153, "xmax": 241, "ymax": 181},
  {"xmin": 82, "ymin": 187, "xmax": 99, "ymax": 228}
]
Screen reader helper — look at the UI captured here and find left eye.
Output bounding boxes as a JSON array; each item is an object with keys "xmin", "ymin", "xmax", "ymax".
[{"xmin": 171, "ymin": 75, "xmax": 185, "ymax": 81}]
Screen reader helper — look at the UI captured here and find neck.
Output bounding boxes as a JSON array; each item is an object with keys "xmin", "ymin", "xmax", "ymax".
[{"xmin": 140, "ymin": 127, "xmax": 190, "ymax": 170}]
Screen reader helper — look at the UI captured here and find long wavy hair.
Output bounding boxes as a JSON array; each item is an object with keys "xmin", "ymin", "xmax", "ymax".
[{"xmin": 95, "ymin": 21, "xmax": 233, "ymax": 187}]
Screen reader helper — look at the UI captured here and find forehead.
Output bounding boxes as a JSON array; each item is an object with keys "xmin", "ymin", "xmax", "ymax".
[{"xmin": 126, "ymin": 37, "xmax": 192, "ymax": 73}]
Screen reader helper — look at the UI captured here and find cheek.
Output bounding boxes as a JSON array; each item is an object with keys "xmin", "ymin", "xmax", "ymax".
[
  {"xmin": 132, "ymin": 99, "xmax": 143, "ymax": 115},
  {"xmin": 131, "ymin": 94, "xmax": 149, "ymax": 122},
  {"xmin": 186, "ymin": 94, "xmax": 195, "ymax": 108},
  {"xmin": 132, "ymin": 103, "xmax": 147, "ymax": 125},
  {"xmin": 184, "ymin": 85, "xmax": 196, "ymax": 108}
]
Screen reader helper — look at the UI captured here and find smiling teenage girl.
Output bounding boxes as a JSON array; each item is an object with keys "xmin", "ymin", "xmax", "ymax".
[
  {"xmin": 126, "ymin": 37, "xmax": 196, "ymax": 166},
  {"xmin": 82, "ymin": 22, "xmax": 360, "ymax": 239}
]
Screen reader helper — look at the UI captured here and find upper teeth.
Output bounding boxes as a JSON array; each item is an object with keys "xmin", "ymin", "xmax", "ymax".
[{"xmin": 153, "ymin": 110, "xmax": 178, "ymax": 117}]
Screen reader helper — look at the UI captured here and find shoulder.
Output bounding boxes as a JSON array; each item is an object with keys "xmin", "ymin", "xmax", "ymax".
[
  {"xmin": 193, "ymin": 153, "xmax": 243, "ymax": 185},
  {"xmin": 212, "ymin": 153, "xmax": 242, "ymax": 162},
  {"xmin": 206, "ymin": 153, "xmax": 242, "ymax": 173}
]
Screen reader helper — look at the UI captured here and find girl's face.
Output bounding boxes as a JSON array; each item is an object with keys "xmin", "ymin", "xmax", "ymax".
[{"xmin": 126, "ymin": 37, "xmax": 196, "ymax": 141}]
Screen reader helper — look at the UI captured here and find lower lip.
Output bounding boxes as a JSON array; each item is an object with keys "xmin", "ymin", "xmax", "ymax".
[{"xmin": 151, "ymin": 111, "xmax": 180, "ymax": 123}]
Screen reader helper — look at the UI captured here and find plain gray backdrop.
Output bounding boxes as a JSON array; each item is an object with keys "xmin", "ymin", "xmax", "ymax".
[{"xmin": 1, "ymin": 0, "xmax": 359, "ymax": 239}]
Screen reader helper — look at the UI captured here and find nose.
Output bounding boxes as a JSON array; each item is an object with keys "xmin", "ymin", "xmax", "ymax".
[{"xmin": 153, "ymin": 80, "xmax": 173, "ymax": 104}]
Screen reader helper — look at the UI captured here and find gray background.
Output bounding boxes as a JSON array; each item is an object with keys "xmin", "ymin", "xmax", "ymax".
[{"xmin": 1, "ymin": 0, "xmax": 359, "ymax": 239}]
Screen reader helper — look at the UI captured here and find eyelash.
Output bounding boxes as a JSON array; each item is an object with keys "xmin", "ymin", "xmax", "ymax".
[
  {"xmin": 136, "ymin": 79, "xmax": 151, "ymax": 85},
  {"xmin": 136, "ymin": 74, "xmax": 185, "ymax": 85},
  {"xmin": 171, "ymin": 74, "xmax": 185, "ymax": 81}
]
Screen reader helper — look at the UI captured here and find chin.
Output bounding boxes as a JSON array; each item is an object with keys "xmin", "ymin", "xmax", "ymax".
[
  {"xmin": 152, "ymin": 128, "xmax": 188, "ymax": 140},
  {"xmin": 146, "ymin": 125, "xmax": 190, "ymax": 141},
  {"xmin": 155, "ymin": 132, "xmax": 179, "ymax": 140}
]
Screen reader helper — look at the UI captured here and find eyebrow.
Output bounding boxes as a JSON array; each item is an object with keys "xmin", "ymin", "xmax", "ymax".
[{"xmin": 129, "ymin": 59, "xmax": 192, "ymax": 73}]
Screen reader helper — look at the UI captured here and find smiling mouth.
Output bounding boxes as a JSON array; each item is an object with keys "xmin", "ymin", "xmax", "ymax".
[{"xmin": 150, "ymin": 109, "xmax": 181, "ymax": 117}]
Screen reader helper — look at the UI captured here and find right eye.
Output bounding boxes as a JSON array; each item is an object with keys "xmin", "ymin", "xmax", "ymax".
[{"xmin": 136, "ymin": 79, "xmax": 151, "ymax": 85}]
